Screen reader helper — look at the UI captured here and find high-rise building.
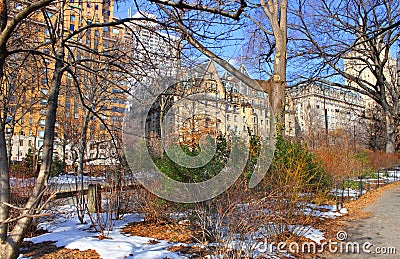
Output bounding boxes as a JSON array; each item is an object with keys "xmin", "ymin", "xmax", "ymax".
[
  {"xmin": 124, "ymin": 12, "xmax": 181, "ymax": 78},
  {"xmin": 5, "ymin": 0, "xmax": 126, "ymax": 168}
]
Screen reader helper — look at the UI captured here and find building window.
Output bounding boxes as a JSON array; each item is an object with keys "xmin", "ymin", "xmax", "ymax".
[
  {"xmin": 70, "ymin": 24, "xmax": 75, "ymax": 31},
  {"xmin": 14, "ymin": 2, "xmax": 23, "ymax": 10},
  {"xmin": 19, "ymin": 140, "xmax": 24, "ymax": 146},
  {"xmin": 39, "ymin": 119, "xmax": 46, "ymax": 126},
  {"xmin": 45, "ymin": 11, "xmax": 54, "ymax": 18},
  {"xmin": 38, "ymin": 130, "xmax": 45, "ymax": 138},
  {"xmin": 70, "ymin": 15, "xmax": 75, "ymax": 21}
]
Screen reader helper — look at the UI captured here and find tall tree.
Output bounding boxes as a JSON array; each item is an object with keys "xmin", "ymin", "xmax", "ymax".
[
  {"xmin": 0, "ymin": 0, "xmax": 54, "ymax": 255},
  {"xmin": 293, "ymin": 0, "xmax": 400, "ymax": 153},
  {"xmin": 150, "ymin": 0, "xmax": 288, "ymax": 122},
  {"xmin": 0, "ymin": 1, "xmax": 161, "ymax": 257}
]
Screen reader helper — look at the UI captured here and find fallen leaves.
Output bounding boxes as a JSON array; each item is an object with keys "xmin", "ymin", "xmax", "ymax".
[
  {"xmin": 121, "ymin": 221, "xmax": 202, "ymax": 243},
  {"xmin": 21, "ymin": 241, "xmax": 101, "ymax": 259}
]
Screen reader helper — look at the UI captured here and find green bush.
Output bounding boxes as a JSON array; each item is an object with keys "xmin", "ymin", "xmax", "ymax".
[
  {"xmin": 153, "ymin": 134, "xmax": 230, "ymax": 183},
  {"xmin": 267, "ymin": 134, "xmax": 330, "ymax": 190},
  {"xmin": 50, "ymin": 154, "xmax": 66, "ymax": 176}
]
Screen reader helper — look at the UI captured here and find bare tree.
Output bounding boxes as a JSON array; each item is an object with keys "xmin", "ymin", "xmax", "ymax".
[
  {"xmin": 147, "ymin": 0, "xmax": 288, "ymax": 124},
  {"xmin": 0, "ymin": 1, "xmax": 166, "ymax": 257},
  {"xmin": 1, "ymin": 1, "xmax": 55, "ymax": 255},
  {"xmin": 293, "ymin": 0, "xmax": 400, "ymax": 153}
]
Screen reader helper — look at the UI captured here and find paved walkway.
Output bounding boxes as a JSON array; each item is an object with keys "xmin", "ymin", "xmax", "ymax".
[{"xmin": 331, "ymin": 184, "xmax": 400, "ymax": 258}]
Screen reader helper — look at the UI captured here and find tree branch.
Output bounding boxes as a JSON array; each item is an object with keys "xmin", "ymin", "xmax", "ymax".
[{"xmin": 149, "ymin": 0, "xmax": 247, "ymax": 20}]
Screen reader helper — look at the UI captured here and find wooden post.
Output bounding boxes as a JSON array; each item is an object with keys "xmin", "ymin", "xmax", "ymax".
[{"xmin": 88, "ymin": 183, "xmax": 102, "ymax": 213}]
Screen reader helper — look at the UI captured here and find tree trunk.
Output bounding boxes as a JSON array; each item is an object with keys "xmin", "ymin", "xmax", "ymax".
[
  {"xmin": 0, "ymin": 130, "xmax": 10, "ymax": 243},
  {"xmin": 0, "ymin": 0, "xmax": 9, "ymax": 241},
  {"xmin": 271, "ymin": 40, "xmax": 287, "ymax": 127},
  {"xmin": 257, "ymin": 0, "xmax": 288, "ymax": 132},
  {"xmin": 76, "ymin": 110, "xmax": 89, "ymax": 219},
  {"xmin": 77, "ymin": 110, "xmax": 90, "ymax": 179},
  {"xmin": 0, "ymin": 243, "xmax": 17, "ymax": 259},
  {"xmin": 385, "ymin": 111, "xmax": 396, "ymax": 153},
  {"xmin": 1, "ymin": 46, "xmax": 64, "ymax": 259}
]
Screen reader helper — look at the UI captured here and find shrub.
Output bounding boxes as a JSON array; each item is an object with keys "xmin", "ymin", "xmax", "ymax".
[
  {"xmin": 267, "ymin": 134, "xmax": 329, "ymax": 190},
  {"xmin": 153, "ymin": 134, "xmax": 230, "ymax": 183},
  {"xmin": 366, "ymin": 150, "xmax": 400, "ymax": 171}
]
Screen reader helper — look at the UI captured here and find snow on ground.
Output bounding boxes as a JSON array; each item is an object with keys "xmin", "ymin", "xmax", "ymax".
[
  {"xmin": 10, "ymin": 177, "xmax": 36, "ymax": 187},
  {"xmin": 303, "ymin": 204, "xmax": 348, "ymax": 219},
  {"xmin": 22, "ymin": 205, "xmax": 187, "ymax": 259},
  {"xmin": 19, "ymin": 197, "xmax": 351, "ymax": 259},
  {"xmin": 291, "ymin": 226, "xmax": 326, "ymax": 244},
  {"xmin": 47, "ymin": 174, "xmax": 106, "ymax": 185},
  {"xmin": 10, "ymin": 175, "xmax": 106, "ymax": 188}
]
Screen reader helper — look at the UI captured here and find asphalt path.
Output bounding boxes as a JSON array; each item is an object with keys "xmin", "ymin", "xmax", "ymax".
[{"xmin": 330, "ymin": 184, "xmax": 400, "ymax": 258}]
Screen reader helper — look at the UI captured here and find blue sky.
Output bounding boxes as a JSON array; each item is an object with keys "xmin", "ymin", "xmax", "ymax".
[{"xmin": 113, "ymin": 0, "xmax": 133, "ymax": 18}]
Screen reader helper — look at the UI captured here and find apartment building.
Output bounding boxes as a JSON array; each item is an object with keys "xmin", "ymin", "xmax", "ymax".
[
  {"xmin": 145, "ymin": 60, "xmax": 270, "ymax": 155},
  {"xmin": 285, "ymin": 84, "xmax": 365, "ymax": 146},
  {"xmin": 124, "ymin": 12, "xmax": 181, "ymax": 78}
]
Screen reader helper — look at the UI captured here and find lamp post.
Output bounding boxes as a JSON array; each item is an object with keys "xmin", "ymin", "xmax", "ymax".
[{"xmin": 322, "ymin": 85, "xmax": 329, "ymax": 143}]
